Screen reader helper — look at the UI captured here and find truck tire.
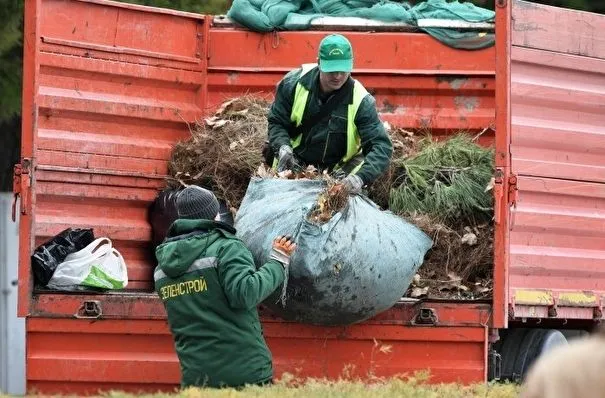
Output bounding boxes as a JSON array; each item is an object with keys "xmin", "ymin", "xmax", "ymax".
[{"xmin": 500, "ymin": 328, "xmax": 568, "ymax": 382}]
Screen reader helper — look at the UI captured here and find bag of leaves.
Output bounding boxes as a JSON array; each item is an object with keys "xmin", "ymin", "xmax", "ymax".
[
  {"xmin": 235, "ymin": 177, "xmax": 432, "ymax": 326},
  {"xmin": 31, "ymin": 228, "xmax": 95, "ymax": 286}
]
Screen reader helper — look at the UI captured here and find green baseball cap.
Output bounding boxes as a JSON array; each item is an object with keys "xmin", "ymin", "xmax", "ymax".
[{"xmin": 318, "ymin": 34, "xmax": 353, "ymax": 73}]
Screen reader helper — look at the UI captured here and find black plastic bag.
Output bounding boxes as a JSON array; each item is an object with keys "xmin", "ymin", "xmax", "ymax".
[
  {"xmin": 31, "ymin": 228, "xmax": 95, "ymax": 286},
  {"xmin": 149, "ymin": 189, "xmax": 181, "ymax": 250}
]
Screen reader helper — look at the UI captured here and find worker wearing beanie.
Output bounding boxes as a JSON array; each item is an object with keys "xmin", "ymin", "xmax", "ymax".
[
  {"xmin": 266, "ymin": 33, "xmax": 393, "ymax": 194},
  {"xmin": 154, "ymin": 185, "xmax": 296, "ymax": 389}
]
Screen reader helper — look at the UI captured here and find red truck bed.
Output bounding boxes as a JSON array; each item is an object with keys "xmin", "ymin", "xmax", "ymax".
[{"xmin": 15, "ymin": 0, "xmax": 605, "ymax": 393}]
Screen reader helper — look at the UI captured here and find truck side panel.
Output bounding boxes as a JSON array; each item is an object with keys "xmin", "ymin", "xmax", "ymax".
[
  {"xmin": 26, "ymin": 302, "xmax": 491, "ymax": 394},
  {"xmin": 509, "ymin": 0, "xmax": 605, "ymax": 320},
  {"xmin": 21, "ymin": 0, "xmax": 496, "ymax": 393}
]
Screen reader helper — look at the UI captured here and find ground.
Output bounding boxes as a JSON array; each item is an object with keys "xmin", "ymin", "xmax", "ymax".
[
  {"xmin": 111, "ymin": 379, "xmax": 520, "ymax": 398},
  {"xmin": 7, "ymin": 377, "xmax": 521, "ymax": 398}
]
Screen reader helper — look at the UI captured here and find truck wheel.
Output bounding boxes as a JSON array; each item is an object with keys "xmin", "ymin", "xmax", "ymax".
[{"xmin": 500, "ymin": 328, "xmax": 567, "ymax": 382}]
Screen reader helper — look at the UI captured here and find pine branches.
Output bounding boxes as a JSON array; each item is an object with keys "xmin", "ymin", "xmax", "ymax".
[{"xmin": 389, "ymin": 134, "xmax": 494, "ymax": 224}]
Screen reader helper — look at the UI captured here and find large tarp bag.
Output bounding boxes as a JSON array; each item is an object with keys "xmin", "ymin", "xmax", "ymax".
[{"xmin": 235, "ymin": 177, "xmax": 432, "ymax": 326}]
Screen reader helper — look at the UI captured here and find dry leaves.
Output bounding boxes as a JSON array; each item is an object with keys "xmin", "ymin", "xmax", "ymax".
[{"xmin": 308, "ymin": 179, "xmax": 349, "ymax": 225}]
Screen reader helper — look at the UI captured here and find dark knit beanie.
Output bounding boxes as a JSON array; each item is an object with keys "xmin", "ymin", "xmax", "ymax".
[{"xmin": 176, "ymin": 186, "xmax": 220, "ymax": 220}]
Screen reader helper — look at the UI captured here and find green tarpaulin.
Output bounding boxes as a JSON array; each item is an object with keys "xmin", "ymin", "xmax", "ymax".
[{"xmin": 226, "ymin": 0, "xmax": 495, "ymax": 50}]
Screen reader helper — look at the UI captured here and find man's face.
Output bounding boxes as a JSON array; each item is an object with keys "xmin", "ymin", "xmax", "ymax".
[{"xmin": 319, "ymin": 71, "xmax": 350, "ymax": 93}]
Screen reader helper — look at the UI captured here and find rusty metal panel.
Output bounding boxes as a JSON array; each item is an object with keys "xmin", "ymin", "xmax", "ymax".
[
  {"xmin": 512, "ymin": 0, "xmax": 605, "ymax": 59},
  {"xmin": 510, "ymin": 177, "xmax": 605, "ymax": 291},
  {"xmin": 40, "ymin": 0, "xmax": 205, "ymax": 69},
  {"xmin": 509, "ymin": 2, "xmax": 605, "ymax": 320},
  {"xmin": 511, "ymin": 47, "xmax": 605, "ymax": 182},
  {"xmin": 206, "ymin": 29, "xmax": 496, "ymax": 133},
  {"xmin": 21, "ymin": 0, "xmax": 498, "ymax": 394},
  {"xmin": 26, "ymin": 302, "xmax": 490, "ymax": 394},
  {"xmin": 492, "ymin": 0, "xmax": 512, "ymax": 329},
  {"xmin": 26, "ymin": 0, "xmax": 206, "ymax": 294},
  {"xmin": 23, "ymin": 0, "xmax": 497, "ymax": 305}
]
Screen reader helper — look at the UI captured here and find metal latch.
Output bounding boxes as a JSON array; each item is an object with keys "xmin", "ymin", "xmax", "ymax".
[
  {"xmin": 493, "ymin": 170, "xmax": 517, "ymax": 225},
  {"xmin": 74, "ymin": 300, "xmax": 102, "ymax": 319},
  {"xmin": 414, "ymin": 308, "xmax": 438, "ymax": 325},
  {"xmin": 12, "ymin": 158, "xmax": 33, "ymax": 222},
  {"xmin": 508, "ymin": 175, "xmax": 518, "ymax": 206}
]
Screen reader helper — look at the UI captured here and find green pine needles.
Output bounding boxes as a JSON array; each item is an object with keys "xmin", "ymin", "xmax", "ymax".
[{"xmin": 390, "ymin": 134, "xmax": 494, "ymax": 224}]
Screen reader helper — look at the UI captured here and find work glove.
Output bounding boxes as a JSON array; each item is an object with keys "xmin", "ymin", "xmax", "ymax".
[
  {"xmin": 342, "ymin": 174, "xmax": 364, "ymax": 195},
  {"xmin": 331, "ymin": 168, "xmax": 347, "ymax": 180},
  {"xmin": 277, "ymin": 145, "xmax": 301, "ymax": 173},
  {"xmin": 270, "ymin": 235, "xmax": 297, "ymax": 268}
]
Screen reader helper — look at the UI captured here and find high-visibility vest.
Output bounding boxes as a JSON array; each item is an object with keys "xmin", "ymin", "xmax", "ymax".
[{"xmin": 284, "ymin": 63, "xmax": 369, "ymax": 173}]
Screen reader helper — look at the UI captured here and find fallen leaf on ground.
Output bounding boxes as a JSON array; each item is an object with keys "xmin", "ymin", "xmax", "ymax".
[
  {"xmin": 461, "ymin": 232, "xmax": 478, "ymax": 246},
  {"xmin": 410, "ymin": 287, "xmax": 429, "ymax": 298}
]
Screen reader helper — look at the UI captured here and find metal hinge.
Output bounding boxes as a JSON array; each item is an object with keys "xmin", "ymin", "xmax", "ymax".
[
  {"xmin": 508, "ymin": 175, "xmax": 518, "ymax": 206},
  {"xmin": 488, "ymin": 349, "xmax": 502, "ymax": 381},
  {"xmin": 12, "ymin": 158, "xmax": 33, "ymax": 222},
  {"xmin": 494, "ymin": 170, "xmax": 517, "ymax": 225}
]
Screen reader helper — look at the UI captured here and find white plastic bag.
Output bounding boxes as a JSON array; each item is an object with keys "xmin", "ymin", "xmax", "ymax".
[{"xmin": 46, "ymin": 237, "xmax": 128, "ymax": 290}]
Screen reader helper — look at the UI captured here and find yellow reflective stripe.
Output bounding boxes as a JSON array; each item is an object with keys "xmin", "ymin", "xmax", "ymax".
[
  {"xmin": 558, "ymin": 292, "xmax": 598, "ymax": 307},
  {"xmin": 343, "ymin": 80, "xmax": 369, "ymax": 163},
  {"xmin": 350, "ymin": 160, "xmax": 364, "ymax": 175},
  {"xmin": 289, "ymin": 65, "xmax": 316, "ymax": 150},
  {"xmin": 288, "ymin": 66, "xmax": 369, "ymax": 170},
  {"xmin": 291, "ymin": 84, "xmax": 309, "ymax": 127},
  {"xmin": 514, "ymin": 290, "xmax": 554, "ymax": 306}
]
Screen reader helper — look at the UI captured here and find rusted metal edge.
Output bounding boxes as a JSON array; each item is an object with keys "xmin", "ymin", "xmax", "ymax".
[
  {"xmin": 41, "ymin": 37, "xmax": 201, "ymax": 64},
  {"xmin": 29, "ymin": 292, "xmax": 492, "ymax": 327},
  {"xmin": 207, "ymin": 66, "xmax": 496, "ymax": 76},
  {"xmin": 19, "ymin": 0, "xmax": 41, "ymax": 318},
  {"xmin": 492, "ymin": 0, "xmax": 511, "ymax": 329},
  {"xmin": 36, "ymin": 165, "xmax": 167, "ymax": 180},
  {"xmin": 212, "ymin": 15, "xmax": 495, "ymax": 31},
  {"xmin": 73, "ymin": 0, "xmax": 207, "ymax": 20}
]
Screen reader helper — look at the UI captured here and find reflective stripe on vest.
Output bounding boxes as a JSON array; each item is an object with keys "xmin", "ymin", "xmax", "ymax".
[{"xmin": 289, "ymin": 63, "xmax": 369, "ymax": 168}]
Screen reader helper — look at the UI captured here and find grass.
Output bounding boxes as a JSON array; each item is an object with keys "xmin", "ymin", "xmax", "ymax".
[{"xmin": 13, "ymin": 375, "xmax": 521, "ymax": 398}]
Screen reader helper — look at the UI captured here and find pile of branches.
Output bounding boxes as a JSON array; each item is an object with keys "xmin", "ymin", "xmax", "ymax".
[
  {"xmin": 389, "ymin": 134, "xmax": 494, "ymax": 223},
  {"xmin": 167, "ymin": 95, "xmax": 270, "ymax": 209},
  {"xmin": 167, "ymin": 96, "xmax": 496, "ymax": 299},
  {"xmin": 385, "ymin": 133, "xmax": 495, "ymax": 299}
]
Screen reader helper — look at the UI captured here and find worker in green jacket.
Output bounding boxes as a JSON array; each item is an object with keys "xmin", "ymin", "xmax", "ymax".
[
  {"xmin": 154, "ymin": 185, "xmax": 296, "ymax": 389},
  {"xmin": 267, "ymin": 33, "xmax": 393, "ymax": 194}
]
